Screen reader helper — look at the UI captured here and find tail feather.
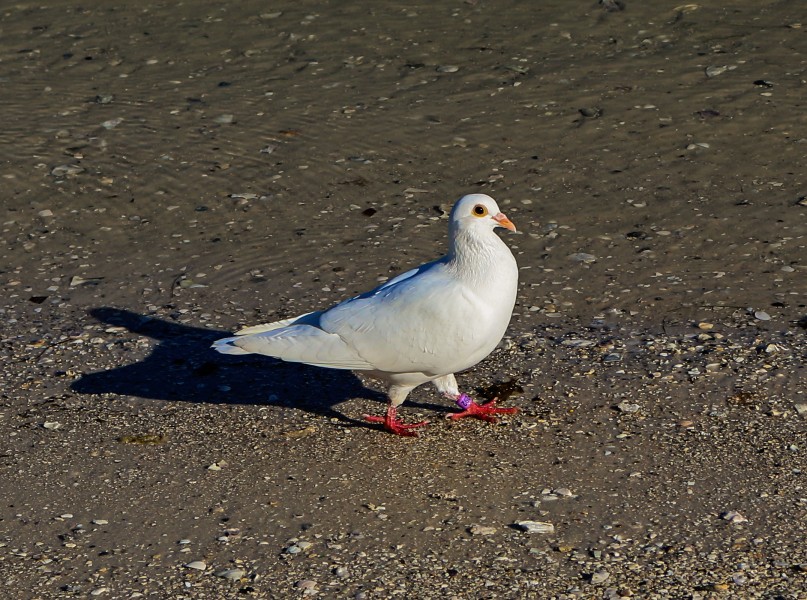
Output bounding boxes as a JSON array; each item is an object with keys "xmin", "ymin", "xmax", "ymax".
[
  {"xmin": 235, "ymin": 311, "xmax": 316, "ymax": 336},
  {"xmin": 212, "ymin": 337, "xmax": 251, "ymax": 355},
  {"xmin": 212, "ymin": 322, "xmax": 374, "ymax": 370}
]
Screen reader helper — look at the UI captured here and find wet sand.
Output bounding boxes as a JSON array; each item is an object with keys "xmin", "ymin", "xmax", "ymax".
[{"xmin": 1, "ymin": 1, "xmax": 805, "ymax": 598}]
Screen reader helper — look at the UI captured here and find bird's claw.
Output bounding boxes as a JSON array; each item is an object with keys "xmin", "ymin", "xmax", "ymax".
[
  {"xmin": 364, "ymin": 407, "xmax": 429, "ymax": 437},
  {"xmin": 447, "ymin": 397, "xmax": 519, "ymax": 423}
]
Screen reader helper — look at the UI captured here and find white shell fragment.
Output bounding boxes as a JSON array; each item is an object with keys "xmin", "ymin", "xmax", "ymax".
[
  {"xmin": 721, "ymin": 510, "xmax": 748, "ymax": 524},
  {"xmin": 514, "ymin": 520, "xmax": 555, "ymax": 534}
]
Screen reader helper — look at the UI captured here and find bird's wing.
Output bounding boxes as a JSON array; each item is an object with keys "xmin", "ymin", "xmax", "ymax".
[{"xmin": 319, "ymin": 260, "xmax": 486, "ymax": 375}]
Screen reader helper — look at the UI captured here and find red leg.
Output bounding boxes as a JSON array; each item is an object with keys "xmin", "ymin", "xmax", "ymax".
[
  {"xmin": 447, "ymin": 395, "xmax": 519, "ymax": 423},
  {"xmin": 364, "ymin": 405, "xmax": 429, "ymax": 437}
]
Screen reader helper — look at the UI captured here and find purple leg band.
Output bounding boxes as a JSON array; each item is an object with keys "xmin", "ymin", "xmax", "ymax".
[{"xmin": 456, "ymin": 393, "xmax": 473, "ymax": 410}]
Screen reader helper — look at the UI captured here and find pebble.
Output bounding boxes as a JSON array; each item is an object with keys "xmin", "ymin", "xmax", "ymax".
[
  {"xmin": 754, "ymin": 311, "xmax": 771, "ymax": 321},
  {"xmin": 334, "ymin": 566, "xmax": 349, "ymax": 578},
  {"xmin": 207, "ymin": 463, "xmax": 222, "ymax": 471},
  {"xmin": 295, "ymin": 579, "xmax": 317, "ymax": 589},
  {"xmin": 568, "ymin": 252, "xmax": 597, "ymax": 264},
  {"xmin": 215, "ymin": 568, "xmax": 245, "ymax": 580},
  {"xmin": 697, "ymin": 322, "xmax": 714, "ymax": 330},
  {"xmin": 43, "ymin": 421, "xmax": 62, "ymax": 430},
  {"xmin": 590, "ymin": 570, "xmax": 611, "ymax": 584},
  {"xmin": 50, "ymin": 164, "xmax": 84, "ymax": 177},
  {"xmin": 184, "ymin": 560, "xmax": 207, "ymax": 570},
  {"xmin": 101, "ymin": 117, "xmax": 123, "ymax": 129},
  {"xmin": 561, "ymin": 338, "xmax": 595, "ymax": 348},
  {"xmin": 514, "ymin": 520, "xmax": 555, "ymax": 534},
  {"xmin": 38, "ymin": 209, "xmax": 54, "ymax": 217},
  {"xmin": 469, "ymin": 524, "xmax": 498, "ymax": 536},
  {"xmin": 92, "ymin": 519, "xmax": 108, "ymax": 525},
  {"xmin": 90, "ymin": 588, "xmax": 109, "ymax": 596},
  {"xmin": 436, "ymin": 65, "xmax": 459, "ymax": 73},
  {"xmin": 705, "ymin": 65, "xmax": 731, "ymax": 77},
  {"xmin": 722, "ymin": 510, "xmax": 748, "ymax": 524},
  {"xmin": 795, "ymin": 403, "xmax": 807, "ymax": 417},
  {"xmin": 617, "ymin": 402, "xmax": 640, "ymax": 413},
  {"xmin": 214, "ymin": 114, "xmax": 234, "ymax": 124}
]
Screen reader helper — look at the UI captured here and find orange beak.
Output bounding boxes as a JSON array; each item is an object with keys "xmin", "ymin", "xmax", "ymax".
[{"xmin": 492, "ymin": 212, "xmax": 517, "ymax": 232}]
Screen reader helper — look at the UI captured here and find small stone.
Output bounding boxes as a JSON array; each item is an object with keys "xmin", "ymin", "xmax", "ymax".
[
  {"xmin": 92, "ymin": 519, "xmax": 108, "ymax": 525},
  {"xmin": 754, "ymin": 311, "xmax": 771, "ymax": 321},
  {"xmin": 90, "ymin": 588, "xmax": 109, "ymax": 596},
  {"xmin": 469, "ymin": 524, "xmax": 498, "ymax": 536},
  {"xmin": 590, "ymin": 570, "xmax": 610, "ymax": 584},
  {"xmin": 215, "ymin": 568, "xmax": 245, "ymax": 580},
  {"xmin": 705, "ymin": 65, "xmax": 729, "ymax": 77},
  {"xmin": 43, "ymin": 421, "xmax": 62, "ymax": 430},
  {"xmin": 101, "ymin": 117, "xmax": 123, "ymax": 129},
  {"xmin": 698, "ymin": 322, "xmax": 714, "ymax": 330},
  {"xmin": 50, "ymin": 164, "xmax": 84, "ymax": 177},
  {"xmin": 214, "ymin": 114, "xmax": 234, "ymax": 124},
  {"xmin": 296, "ymin": 541, "xmax": 313, "ymax": 550},
  {"xmin": 722, "ymin": 510, "xmax": 748, "ymax": 524},
  {"xmin": 436, "ymin": 65, "xmax": 459, "ymax": 73},
  {"xmin": 795, "ymin": 403, "xmax": 807, "ymax": 417},
  {"xmin": 561, "ymin": 338, "xmax": 595, "ymax": 348},
  {"xmin": 295, "ymin": 580, "xmax": 317, "ymax": 590},
  {"xmin": 617, "ymin": 402, "xmax": 640, "ymax": 413},
  {"xmin": 553, "ymin": 487, "xmax": 575, "ymax": 498},
  {"xmin": 334, "ymin": 566, "xmax": 349, "ymax": 578},
  {"xmin": 184, "ymin": 560, "xmax": 206, "ymax": 570},
  {"xmin": 207, "ymin": 463, "xmax": 222, "ymax": 471},
  {"xmin": 38, "ymin": 209, "xmax": 54, "ymax": 217},
  {"xmin": 514, "ymin": 520, "xmax": 555, "ymax": 534},
  {"xmin": 568, "ymin": 252, "xmax": 596, "ymax": 264},
  {"xmin": 285, "ymin": 545, "xmax": 302, "ymax": 554}
]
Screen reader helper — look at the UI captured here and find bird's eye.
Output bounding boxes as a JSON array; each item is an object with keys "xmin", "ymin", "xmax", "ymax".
[{"xmin": 472, "ymin": 204, "xmax": 488, "ymax": 217}]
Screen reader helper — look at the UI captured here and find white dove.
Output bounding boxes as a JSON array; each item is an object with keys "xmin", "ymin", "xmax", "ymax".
[{"xmin": 213, "ymin": 193, "xmax": 520, "ymax": 436}]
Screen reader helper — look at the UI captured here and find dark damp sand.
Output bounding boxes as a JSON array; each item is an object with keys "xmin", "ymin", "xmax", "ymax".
[{"xmin": 1, "ymin": 1, "xmax": 805, "ymax": 597}]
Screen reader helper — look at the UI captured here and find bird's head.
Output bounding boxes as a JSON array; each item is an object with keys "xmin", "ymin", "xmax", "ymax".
[{"xmin": 449, "ymin": 194, "xmax": 516, "ymax": 235}]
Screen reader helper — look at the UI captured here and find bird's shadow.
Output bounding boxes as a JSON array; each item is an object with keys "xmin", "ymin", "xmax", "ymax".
[{"xmin": 71, "ymin": 307, "xmax": 446, "ymax": 427}]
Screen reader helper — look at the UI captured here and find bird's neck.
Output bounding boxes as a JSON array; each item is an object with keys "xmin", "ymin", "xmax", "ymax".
[{"xmin": 446, "ymin": 228, "xmax": 514, "ymax": 286}]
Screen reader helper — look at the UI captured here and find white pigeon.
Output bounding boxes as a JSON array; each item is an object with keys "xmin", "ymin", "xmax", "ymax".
[{"xmin": 213, "ymin": 193, "xmax": 520, "ymax": 436}]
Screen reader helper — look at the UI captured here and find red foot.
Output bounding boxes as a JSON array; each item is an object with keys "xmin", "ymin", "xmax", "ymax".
[
  {"xmin": 447, "ymin": 397, "xmax": 519, "ymax": 423},
  {"xmin": 364, "ymin": 406, "xmax": 429, "ymax": 437}
]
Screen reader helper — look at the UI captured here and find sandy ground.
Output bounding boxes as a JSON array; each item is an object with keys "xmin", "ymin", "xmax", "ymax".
[{"xmin": 1, "ymin": 1, "xmax": 805, "ymax": 598}]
